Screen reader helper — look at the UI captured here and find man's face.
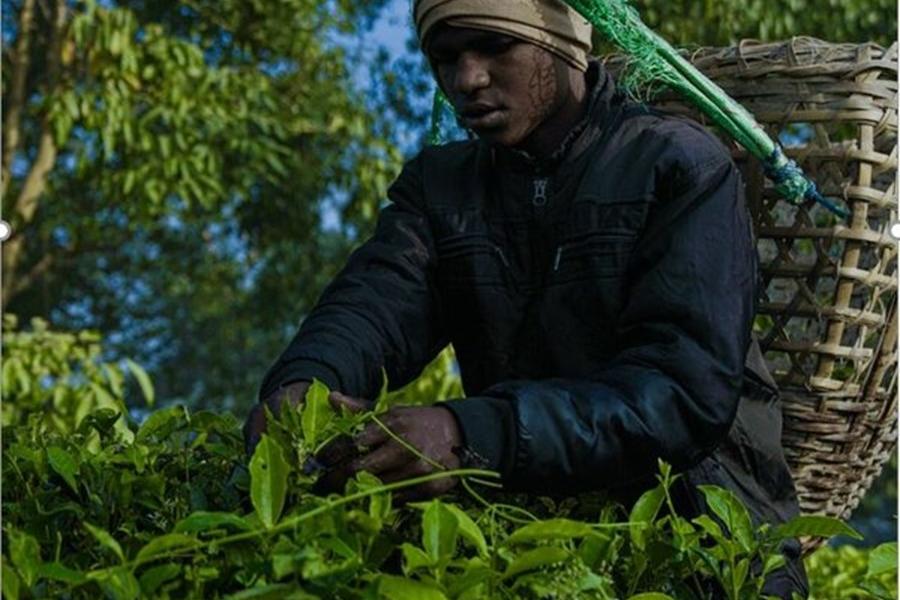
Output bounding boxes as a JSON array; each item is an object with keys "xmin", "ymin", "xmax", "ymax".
[{"xmin": 425, "ymin": 25, "xmax": 569, "ymax": 149}]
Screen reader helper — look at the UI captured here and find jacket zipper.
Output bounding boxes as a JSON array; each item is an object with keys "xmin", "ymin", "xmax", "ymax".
[{"xmin": 532, "ymin": 177, "xmax": 549, "ymax": 207}]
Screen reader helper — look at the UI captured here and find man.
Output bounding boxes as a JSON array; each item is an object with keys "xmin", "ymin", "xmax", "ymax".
[{"xmin": 244, "ymin": 0, "xmax": 808, "ymax": 596}]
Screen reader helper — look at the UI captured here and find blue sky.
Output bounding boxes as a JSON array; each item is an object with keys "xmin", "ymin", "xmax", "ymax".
[{"xmin": 370, "ymin": 0, "xmax": 414, "ymax": 58}]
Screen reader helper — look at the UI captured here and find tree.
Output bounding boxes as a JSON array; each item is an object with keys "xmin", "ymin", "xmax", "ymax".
[
  {"xmin": 2, "ymin": 0, "xmax": 400, "ymax": 406},
  {"xmin": 635, "ymin": 0, "xmax": 896, "ymax": 47}
]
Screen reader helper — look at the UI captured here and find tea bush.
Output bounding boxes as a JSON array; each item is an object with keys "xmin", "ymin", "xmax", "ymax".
[{"xmin": 2, "ymin": 318, "xmax": 896, "ymax": 599}]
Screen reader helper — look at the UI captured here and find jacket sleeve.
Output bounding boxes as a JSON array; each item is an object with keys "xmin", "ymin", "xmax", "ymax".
[
  {"xmin": 444, "ymin": 152, "xmax": 757, "ymax": 492},
  {"xmin": 258, "ymin": 153, "xmax": 446, "ymax": 401}
]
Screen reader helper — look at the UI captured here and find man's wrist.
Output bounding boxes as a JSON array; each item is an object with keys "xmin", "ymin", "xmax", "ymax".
[
  {"xmin": 441, "ymin": 397, "xmax": 515, "ymax": 475},
  {"xmin": 258, "ymin": 358, "xmax": 342, "ymax": 402}
]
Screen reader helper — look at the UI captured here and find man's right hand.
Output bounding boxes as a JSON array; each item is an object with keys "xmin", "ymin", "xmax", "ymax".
[{"xmin": 243, "ymin": 381, "xmax": 311, "ymax": 455}]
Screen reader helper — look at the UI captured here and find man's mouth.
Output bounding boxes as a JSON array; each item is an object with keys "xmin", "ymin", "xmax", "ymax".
[{"xmin": 460, "ymin": 104, "xmax": 505, "ymax": 129}]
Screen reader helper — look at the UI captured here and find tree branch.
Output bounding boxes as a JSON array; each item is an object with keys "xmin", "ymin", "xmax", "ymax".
[
  {"xmin": 2, "ymin": 0, "xmax": 36, "ymax": 200},
  {"xmin": 2, "ymin": 0, "xmax": 66, "ymax": 307},
  {"xmin": 4, "ymin": 252, "xmax": 54, "ymax": 301}
]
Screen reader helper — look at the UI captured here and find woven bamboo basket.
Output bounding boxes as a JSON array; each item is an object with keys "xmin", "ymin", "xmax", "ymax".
[{"xmin": 612, "ymin": 38, "xmax": 898, "ymax": 540}]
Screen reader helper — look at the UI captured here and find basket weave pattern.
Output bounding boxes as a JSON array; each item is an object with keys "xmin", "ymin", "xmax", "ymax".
[{"xmin": 634, "ymin": 38, "xmax": 898, "ymax": 528}]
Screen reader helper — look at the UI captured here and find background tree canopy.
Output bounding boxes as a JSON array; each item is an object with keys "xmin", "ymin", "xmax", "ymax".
[{"xmin": 2, "ymin": 0, "xmax": 896, "ymax": 414}]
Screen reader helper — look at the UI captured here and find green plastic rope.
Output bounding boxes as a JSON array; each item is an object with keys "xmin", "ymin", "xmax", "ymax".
[{"xmin": 563, "ymin": 0, "xmax": 848, "ymax": 218}]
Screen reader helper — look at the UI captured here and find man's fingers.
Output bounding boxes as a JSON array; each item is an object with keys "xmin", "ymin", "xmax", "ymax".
[
  {"xmin": 243, "ymin": 404, "xmax": 267, "ymax": 455},
  {"xmin": 353, "ymin": 441, "xmax": 414, "ymax": 476},
  {"xmin": 328, "ymin": 391, "xmax": 370, "ymax": 414},
  {"xmin": 315, "ymin": 434, "xmax": 359, "ymax": 468},
  {"xmin": 395, "ymin": 477, "xmax": 456, "ymax": 504},
  {"xmin": 354, "ymin": 419, "xmax": 392, "ymax": 448},
  {"xmin": 379, "ymin": 458, "xmax": 433, "ymax": 483}
]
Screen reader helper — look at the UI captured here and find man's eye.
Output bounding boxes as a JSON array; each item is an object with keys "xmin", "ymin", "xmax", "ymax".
[
  {"xmin": 479, "ymin": 38, "xmax": 517, "ymax": 55},
  {"xmin": 430, "ymin": 52, "xmax": 456, "ymax": 65}
]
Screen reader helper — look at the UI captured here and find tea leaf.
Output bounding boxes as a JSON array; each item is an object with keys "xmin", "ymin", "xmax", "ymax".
[
  {"xmin": 507, "ymin": 519, "xmax": 594, "ymax": 544},
  {"xmin": 250, "ymin": 434, "xmax": 290, "ymax": 528},
  {"xmin": 628, "ymin": 594, "xmax": 676, "ymax": 600},
  {"xmin": 1, "ymin": 560, "xmax": 21, "ymax": 600},
  {"xmin": 136, "ymin": 404, "xmax": 188, "ymax": 442},
  {"xmin": 423, "ymin": 499, "xmax": 459, "ymax": 564},
  {"xmin": 125, "ymin": 358, "xmax": 155, "ymax": 407},
  {"xmin": 139, "ymin": 563, "xmax": 181, "ymax": 595},
  {"xmin": 762, "ymin": 553, "xmax": 785, "ymax": 577},
  {"xmin": 225, "ymin": 583, "xmax": 310, "ymax": 599},
  {"xmin": 629, "ymin": 484, "xmax": 665, "ymax": 550},
  {"xmin": 867, "ymin": 543, "xmax": 898, "ymax": 577},
  {"xmin": 46, "ymin": 446, "xmax": 80, "ymax": 494},
  {"xmin": 83, "ymin": 523, "xmax": 125, "ymax": 563},
  {"xmin": 88, "ymin": 567, "xmax": 142, "ymax": 600},
  {"xmin": 401, "ymin": 543, "xmax": 433, "ymax": 572},
  {"xmin": 503, "ymin": 546, "xmax": 570, "ymax": 579},
  {"xmin": 698, "ymin": 485, "xmax": 754, "ymax": 551},
  {"xmin": 446, "ymin": 503, "xmax": 488, "ymax": 557},
  {"xmin": 174, "ymin": 511, "xmax": 253, "ymax": 534},
  {"xmin": 378, "ymin": 574, "xmax": 448, "ymax": 600},
  {"xmin": 301, "ymin": 379, "xmax": 333, "ymax": 449},
  {"xmin": 732, "ymin": 557, "xmax": 750, "ymax": 595},
  {"xmin": 136, "ymin": 533, "xmax": 197, "ymax": 563},
  {"xmin": 7, "ymin": 529, "xmax": 41, "ymax": 587},
  {"xmin": 773, "ymin": 515, "xmax": 862, "ymax": 541},
  {"xmin": 37, "ymin": 561, "xmax": 87, "ymax": 584}
]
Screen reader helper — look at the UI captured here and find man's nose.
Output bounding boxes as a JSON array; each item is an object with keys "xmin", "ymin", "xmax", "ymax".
[{"xmin": 454, "ymin": 53, "xmax": 490, "ymax": 95}]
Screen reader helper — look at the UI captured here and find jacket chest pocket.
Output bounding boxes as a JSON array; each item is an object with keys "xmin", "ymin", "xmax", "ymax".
[
  {"xmin": 436, "ymin": 233, "xmax": 511, "ymax": 288},
  {"xmin": 550, "ymin": 230, "xmax": 636, "ymax": 284},
  {"xmin": 549, "ymin": 199, "xmax": 648, "ymax": 284}
]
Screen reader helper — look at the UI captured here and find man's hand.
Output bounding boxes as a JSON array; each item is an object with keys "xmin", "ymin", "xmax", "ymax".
[
  {"xmin": 315, "ymin": 391, "xmax": 463, "ymax": 502},
  {"xmin": 243, "ymin": 381, "xmax": 311, "ymax": 455}
]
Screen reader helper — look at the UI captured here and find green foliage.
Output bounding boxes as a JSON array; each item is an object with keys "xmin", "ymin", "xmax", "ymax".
[
  {"xmin": 806, "ymin": 544, "xmax": 898, "ymax": 599},
  {"xmin": 3, "ymin": 0, "xmax": 399, "ymax": 408},
  {"xmin": 631, "ymin": 0, "xmax": 896, "ymax": 47},
  {"xmin": 3, "ymin": 322, "xmax": 886, "ymax": 599},
  {"xmin": 1, "ymin": 315, "xmax": 149, "ymax": 440}
]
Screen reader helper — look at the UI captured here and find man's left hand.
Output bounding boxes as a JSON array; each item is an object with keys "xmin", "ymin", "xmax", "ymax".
[{"xmin": 314, "ymin": 391, "xmax": 462, "ymax": 501}]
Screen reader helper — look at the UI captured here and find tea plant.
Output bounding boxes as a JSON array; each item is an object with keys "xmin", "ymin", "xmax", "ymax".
[{"xmin": 2, "ymin": 318, "xmax": 895, "ymax": 599}]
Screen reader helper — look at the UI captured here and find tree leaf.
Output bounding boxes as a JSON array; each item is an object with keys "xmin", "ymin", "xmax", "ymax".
[
  {"xmin": 250, "ymin": 435, "xmax": 290, "ymax": 528},
  {"xmin": 502, "ymin": 546, "xmax": 570, "ymax": 580},
  {"xmin": 174, "ymin": 511, "xmax": 252, "ymax": 534},
  {"xmin": 300, "ymin": 379, "xmax": 333, "ymax": 449},
  {"xmin": 125, "ymin": 358, "xmax": 155, "ymax": 407},
  {"xmin": 46, "ymin": 446, "xmax": 80, "ymax": 494},
  {"xmin": 83, "ymin": 523, "xmax": 125, "ymax": 563},
  {"xmin": 135, "ymin": 534, "xmax": 197, "ymax": 564},
  {"xmin": 628, "ymin": 594, "xmax": 676, "ymax": 600},
  {"xmin": 629, "ymin": 484, "xmax": 665, "ymax": 550},
  {"xmin": 378, "ymin": 574, "xmax": 448, "ymax": 600},
  {"xmin": 422, "ymin": 499, "xmax": 459, "ymax": 564},
  {"xmin": 507, "ymin": 519, "xmax": 594, "ymax": 544},
  {"xmin": 772, "ymin": 515, "xmax": 862, "ymax": 542}
]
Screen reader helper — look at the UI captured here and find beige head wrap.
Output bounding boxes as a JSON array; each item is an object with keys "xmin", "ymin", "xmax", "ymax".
[{"xmin": 414, "ymin": 0, "xmax": 594, "ymax": 72}]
